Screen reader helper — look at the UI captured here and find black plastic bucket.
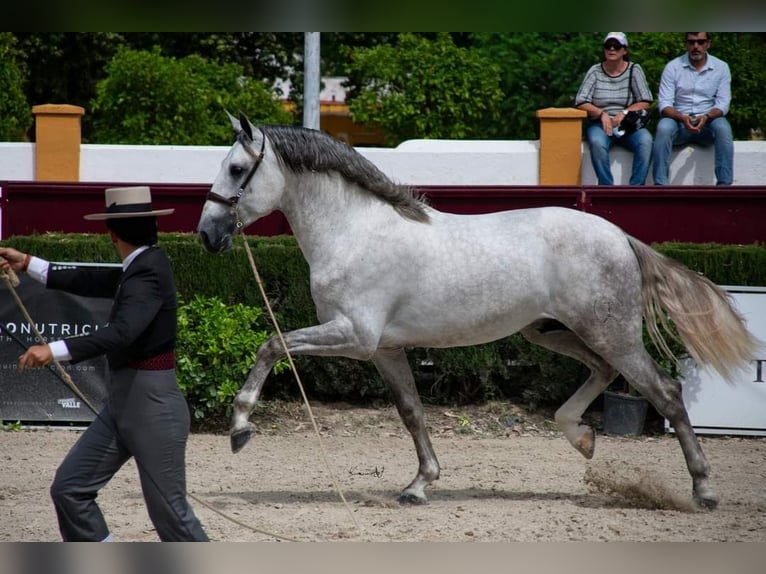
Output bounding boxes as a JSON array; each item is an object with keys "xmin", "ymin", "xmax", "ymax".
[{"xmin": 603, "ymin": 390, "xmax": 648, "ymax": 436}]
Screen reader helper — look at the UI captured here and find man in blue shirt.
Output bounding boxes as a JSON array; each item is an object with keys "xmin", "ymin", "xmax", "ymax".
[{"xmin": 651, "ymin": 32, "xmax": 733, "ymax": 185}]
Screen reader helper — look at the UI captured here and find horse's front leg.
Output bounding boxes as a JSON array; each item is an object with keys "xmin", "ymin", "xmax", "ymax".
[
  {"xmin": 371, "ymin": 348, "xmax": 439, "ymax": 505},
  {"xmin": 230, "ymin": 335, "xmax": 283, "ymax": 453},
  {"xmin": 231, "ymin": 319, "xmax": 371, "ymax": 453}
]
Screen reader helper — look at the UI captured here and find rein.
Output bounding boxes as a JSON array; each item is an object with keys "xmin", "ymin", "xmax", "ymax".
[{"xmin": 206, "ymin": 130, "xmax": 266, "ymax": 229}]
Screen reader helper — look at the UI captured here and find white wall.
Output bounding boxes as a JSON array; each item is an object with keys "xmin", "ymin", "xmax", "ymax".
[
  {"xmin": 364, "ymin": 139, "xmax": 540, "ymax": 186},
  {"xmin": 79, "ymin": 144, "xmax": 227, "ymax": 184},
  {"xmin": 582, "ymin": 140, "xmax": 766, "ymax": 185},
  {"xmin": 1, "ymin": 139, "xmax": 765, "ymax": 187},
  {"xmin": 0, "ymin": 143, "xmax": 35, "ymax": 181}
]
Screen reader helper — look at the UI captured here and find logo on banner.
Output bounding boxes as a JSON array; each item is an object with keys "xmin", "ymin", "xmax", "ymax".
[
  {"xmin": 57, "ymin": 398, "xmax": 82, "ymax": 409},
  {"xmin": 1, "ymin": 320, "xmax": 100, "ymax": 344}
]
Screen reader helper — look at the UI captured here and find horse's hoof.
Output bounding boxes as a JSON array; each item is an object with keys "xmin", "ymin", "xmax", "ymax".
[
  {"xmin": 693, "ymin": 492, "xmax": 719, "ymax": 511},
  {"xmin": 397, "ymin": 492, "xmax": 428, "ymax": 506},
  {"xmin": 230, "ymin": 425, "xmax": 255, "ymax": 454},
  {"xmin": 575, "ymin": 426, "xmax": 596, "ymax": 460}
]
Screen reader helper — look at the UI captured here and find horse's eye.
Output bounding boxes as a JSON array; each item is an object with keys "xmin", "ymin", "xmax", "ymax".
[{"xmin": 229, "ymin": 165, "xmax": 245, "ymax": 178}]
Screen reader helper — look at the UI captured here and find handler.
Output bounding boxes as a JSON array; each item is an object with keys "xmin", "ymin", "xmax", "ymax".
[{"xmin": 0, "ymin": 186, "xmax": 208, "ymax": 542}]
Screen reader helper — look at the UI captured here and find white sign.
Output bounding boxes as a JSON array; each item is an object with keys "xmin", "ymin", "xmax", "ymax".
[{"xmin": 667, "ymin": 286, "xmax": 766, "ymax": 436}]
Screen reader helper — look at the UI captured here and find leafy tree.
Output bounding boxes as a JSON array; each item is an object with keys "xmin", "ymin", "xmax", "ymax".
[
  {"xmin": 14, "ymin": 33, "xmax": 305, "ymax": 141},
  {"xmin": 0, "ymin": 33, "xmax": 32, "ymax": 141},
  {"xmin": 700, "ymin": 33, "xmax": 766, "ymax": 138},
  {"xmin": 90, "ymin": 46, "xmax": 292, "ymax": 145},
  {"xmin": 13, "ymin": 33, "xmax": 122, "ymax": 141},
  {"xmin": 343, "ymin": 33, "xmax": 503, "ymax": 145},
  {"xmin": 471, "ymin": 33, "xmax": 609, "ymax": 140},
  {"xmin": 471, "ymin": 32, "xmax": 766, "ymax": 140},
  {"xmin": 118, "ymin": 32, "xmax": 304, "ymax": 87}
]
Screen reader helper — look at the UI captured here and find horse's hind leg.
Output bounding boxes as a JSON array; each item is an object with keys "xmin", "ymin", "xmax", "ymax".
[
  {"xmin": 521, "ymin": 320, "xmax": 618, "ymax": 459},
  {"xmin": 608, "ymin": 351, "xmax": 718, "ymax": 509},
  {"xmin": 371, "ymin": 347, "xmax": 439, "ymax": 505}
]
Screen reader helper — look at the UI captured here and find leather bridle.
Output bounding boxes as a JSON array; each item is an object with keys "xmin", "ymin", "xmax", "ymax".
[{"xmin": 205, "ymin": 129, "xmax": 266, "ymax": 229}]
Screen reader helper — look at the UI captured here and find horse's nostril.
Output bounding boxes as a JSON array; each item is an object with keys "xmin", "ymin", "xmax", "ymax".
[{"xmin": 199, "ymin": 230, "xmax": 216, "ymax": 252}]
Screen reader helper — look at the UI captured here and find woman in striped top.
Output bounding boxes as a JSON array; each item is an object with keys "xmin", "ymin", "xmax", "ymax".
[{"xmin": 575, "ymin": 32, "xmax": 654, "ymax": 185}]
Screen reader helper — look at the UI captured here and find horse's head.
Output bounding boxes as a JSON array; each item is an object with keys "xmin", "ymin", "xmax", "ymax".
[{"xmin": 197, "ymin": 112, "xmax": 285, "ymax": 253}]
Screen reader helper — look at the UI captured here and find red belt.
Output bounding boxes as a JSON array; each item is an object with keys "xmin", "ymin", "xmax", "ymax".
[{"xmin": 127, "ymin": 350, "xmax": 175, "ymax": 370}]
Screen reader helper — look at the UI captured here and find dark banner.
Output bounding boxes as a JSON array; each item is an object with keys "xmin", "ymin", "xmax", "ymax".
[{"xmin": 0, "ymin": 264, "xmax": 119, "ymax": 423}]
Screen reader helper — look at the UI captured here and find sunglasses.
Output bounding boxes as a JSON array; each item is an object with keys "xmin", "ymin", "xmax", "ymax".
[
  {"xmin": 686, "ymin": 38, "xmax": 709, "ymax": 46},
  {"xmin": 603, "ymin": 42, "xmax": 623, "ymax": 50}
]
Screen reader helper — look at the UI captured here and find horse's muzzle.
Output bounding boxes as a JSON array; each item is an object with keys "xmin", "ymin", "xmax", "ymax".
[{"xmin": 198, "ymin": 229, "xmax": 232, "ymax": 254}]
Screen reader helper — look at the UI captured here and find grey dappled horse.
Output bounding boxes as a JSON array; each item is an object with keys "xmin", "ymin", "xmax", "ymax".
[{"xmin": 198, "ymin": 113, "xmax": 759, "ymax": 510}]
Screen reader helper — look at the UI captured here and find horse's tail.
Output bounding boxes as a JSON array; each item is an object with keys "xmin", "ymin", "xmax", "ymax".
[{"xmin": 627, "ymin": 236, "xmax": 761, "ymax": 381}]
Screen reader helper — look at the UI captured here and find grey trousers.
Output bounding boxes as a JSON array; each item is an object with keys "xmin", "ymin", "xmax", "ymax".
[{"xmin": 50, "ymin": 367, "xmax": 208, "ymax": 541}]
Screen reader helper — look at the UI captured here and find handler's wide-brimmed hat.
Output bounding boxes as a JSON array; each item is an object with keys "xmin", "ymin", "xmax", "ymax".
[{"xmin": 83, "ymin": 186, "xmax": 175, "ymax": 220}]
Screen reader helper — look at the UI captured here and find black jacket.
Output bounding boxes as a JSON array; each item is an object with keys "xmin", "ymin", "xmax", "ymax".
[{"xmin": 46, "ymin": 247, "xmax": 177, "ymax": 370}]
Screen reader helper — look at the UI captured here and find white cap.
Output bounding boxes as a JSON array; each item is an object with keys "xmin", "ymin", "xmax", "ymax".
[{"xmin": 604, "ymin": 32, "xmax": 628, "ymax": 47}]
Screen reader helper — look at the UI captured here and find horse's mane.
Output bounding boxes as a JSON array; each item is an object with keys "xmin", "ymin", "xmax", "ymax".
[{"xmin": 259, "ymin": 125, "xmax": 430, "ymax": 223}]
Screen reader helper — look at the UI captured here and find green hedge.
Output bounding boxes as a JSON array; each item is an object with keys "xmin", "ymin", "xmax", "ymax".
[{"xmin": 3, "ymin": 233, "xmax": 765, "ymax": 415}]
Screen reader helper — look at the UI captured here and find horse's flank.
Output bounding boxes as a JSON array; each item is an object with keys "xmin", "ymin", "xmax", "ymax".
[{"xmin": 261, "ymin": 125, "xmax": 430, "ymax": 223}]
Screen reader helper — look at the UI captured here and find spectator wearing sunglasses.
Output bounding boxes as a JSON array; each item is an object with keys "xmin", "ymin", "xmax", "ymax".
[
  {"xmin": 652, "ymin": 32, "xmax": 733, "ymax": 185},
  {"xmin": 575, "ymin": 32, "xmax": 654, "ymax": 185}
]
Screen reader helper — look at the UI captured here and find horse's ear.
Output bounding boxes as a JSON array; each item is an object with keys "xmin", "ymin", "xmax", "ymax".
[
  {"xmin": 239, "ymin": 112, "xmax": 254, "ymax": 141},
  {"xmin": 226, "ymin": 110, "xmax": 240, "ymax": 133}
]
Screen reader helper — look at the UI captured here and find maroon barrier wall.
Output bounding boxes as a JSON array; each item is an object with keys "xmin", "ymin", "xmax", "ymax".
[
  {"xmin": 2, "ymin": 181, "xmax": 765, "ymax": 244},
  {"xmin": 0, "ymin": 182, "xmax": 291, "ymax": 237},
  {"xmin": 426, "ymin": 185, "xmax": 766, "ymax": 244}
]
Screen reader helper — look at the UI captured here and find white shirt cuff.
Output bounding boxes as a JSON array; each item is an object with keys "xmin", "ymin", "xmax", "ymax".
[
  {"xmin": 26, "ymin": 256, "xmax": 50, "ymax": 284},
  {"xmin": 48, "ymin": 339, "xmax": 72, "ymax": 362}
]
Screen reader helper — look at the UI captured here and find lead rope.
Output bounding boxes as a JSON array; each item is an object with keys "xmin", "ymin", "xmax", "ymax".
[
  {"xmin": 186, "ymin": 492, "xmax": 300, "ymax": 542},
  {"xmin": 238, "ymin": 230, "xmax": 362, "ymax": 536},
  {"xmin": 1, "ymin": 256, "xmax": 300, "ymax": 542},
  {"xmin": 0, "ymin": 258, "xmax": 98, "ymax": 415}
]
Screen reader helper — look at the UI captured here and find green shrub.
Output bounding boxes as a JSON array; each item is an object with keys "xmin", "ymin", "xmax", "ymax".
[{"xmin": 176, "ymin": 295, "xmax": 288, "ymax": 426}]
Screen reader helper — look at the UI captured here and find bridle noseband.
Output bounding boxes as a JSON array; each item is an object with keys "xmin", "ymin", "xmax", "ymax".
[{"xmin": 206, "ymin": 129, "xmax": 266, "ymax": 228}]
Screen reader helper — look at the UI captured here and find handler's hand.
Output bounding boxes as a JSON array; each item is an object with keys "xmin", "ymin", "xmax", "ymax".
[
  {"xmin": 0, "ymin": 247, "xmax": 27, "ymax": 272},
  {"xmin": 18, "ymin": 345, "xmax": 53, "ymax": 372}
]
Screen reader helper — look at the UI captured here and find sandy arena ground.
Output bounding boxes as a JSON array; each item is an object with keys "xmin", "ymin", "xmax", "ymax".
[{"xmin": 1, "ymin": 401, "xmax": 765, "ymax": 543}]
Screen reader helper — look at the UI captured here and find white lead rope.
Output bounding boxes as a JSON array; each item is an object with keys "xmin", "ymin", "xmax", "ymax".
[{"xmin": 239, "ymin": 231, "xmax": 362, "ymax": 536}]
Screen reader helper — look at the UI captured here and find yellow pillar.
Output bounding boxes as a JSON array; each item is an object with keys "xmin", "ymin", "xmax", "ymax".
[
  {"xmin": 32, "ymin": 104, "xmax": 85, "ymax": 182},
  {"xmin": 535, "ymin": 107, "xmax": 587, "ymax": 185}
]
